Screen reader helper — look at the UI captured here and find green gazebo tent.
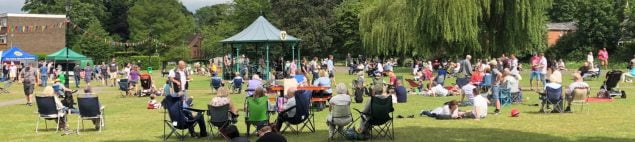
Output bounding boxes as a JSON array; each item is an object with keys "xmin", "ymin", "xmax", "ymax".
[
  {"xmin": 220, "ymin": 16, "xmax": 301, "ymax": 80},
  {"xmin": 46, "ymin": 47, "xmax": 93, "ymax": 68}
]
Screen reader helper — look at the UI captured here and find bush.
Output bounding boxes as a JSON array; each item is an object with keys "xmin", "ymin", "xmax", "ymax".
[{"xmin": 35, "ymin": 53, "xmax": 47, "ymax": 60}]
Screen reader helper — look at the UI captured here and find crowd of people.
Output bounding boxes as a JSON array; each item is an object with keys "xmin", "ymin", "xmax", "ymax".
[{"xmin": 17, "ymin": 46, "xmax": 635, "ymax": 140}]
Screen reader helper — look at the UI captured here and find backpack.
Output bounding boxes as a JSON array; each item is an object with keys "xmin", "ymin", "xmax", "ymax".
[{"xmin": 354, "ymin": 88, "xmax": 364, "ymax": 103}]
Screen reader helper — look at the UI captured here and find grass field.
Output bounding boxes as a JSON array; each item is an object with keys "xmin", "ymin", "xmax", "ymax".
[{"xmin": 0, "ymin": 66, "xmax": 634, "ymax": 142}]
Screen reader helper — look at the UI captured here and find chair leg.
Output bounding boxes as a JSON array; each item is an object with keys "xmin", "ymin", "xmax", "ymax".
[
  {"xmin": 77, "ymin": 117, "xmax": 81, "ymax": 134},
  {"xmin": 56, "ymin": 117, "xmax": 60, "ymax": 133},
  {"xmin": 35, "ymin": 117, "xmax": 40, "ymax": 134}
]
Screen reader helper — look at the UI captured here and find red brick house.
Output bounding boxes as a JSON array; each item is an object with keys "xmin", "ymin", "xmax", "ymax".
[
  {"xmin": 547, "ymin": 22, "xmax": 576, "ymax": 47},
  {"xmin": 187, "ymin": 33, "xmax": 203, "ymax": 60},
  {"xmin": 0, "ymin": 13, "xmax": 66, "ymax": 54}
]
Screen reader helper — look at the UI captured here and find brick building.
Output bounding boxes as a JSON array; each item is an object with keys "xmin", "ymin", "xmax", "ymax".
[
  {"xmin": 187, "ymin": 33, "xmax": 203, "ymax": 60},
  {"xmin": 0, "ymin": 13, "xmax": 66, "ymax": 54},
  {"xmin": 547, "ymin": 22, "xmax": 577, "ymax": 47}
]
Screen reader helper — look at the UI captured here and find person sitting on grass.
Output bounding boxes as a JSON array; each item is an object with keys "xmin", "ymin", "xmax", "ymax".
[
  {"xmin": 426, "ymin": 82, "xmax": 449, "ymax": 97},
  {"xmin": 420, "ymin": 100, "xmax": 460, "ymax": 119},
  {"xmin": 460, "ymin": 87, "xmax": 489, "ymax": 120},
  {"xmin": 577, "ymin": 62, "xmax": 591, "ymax": 78},
  {"xmin": 257, "ymin": 125, "xmax": 287, "ymax": 142},
  {"xmin": 564, "ymin": 74, "xmax": 589, "ymax": 112},
  {"xmin": 460, "ymin": 82, "xmax": 477, "ymax": 106},
  {"xmin": 147, "ymin": 95, "xmax": 161, "ymax": 109},
  {"xmin": 209, "ymin": 87, "xmax": 239, "ymax": 120}
]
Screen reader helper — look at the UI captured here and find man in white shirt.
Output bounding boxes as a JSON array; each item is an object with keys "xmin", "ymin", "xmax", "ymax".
[
  {"xmin": 168, "ymin": 61, "xmax": 189, "ymax": 95},
  {"xmin": 539, "ymin": 53, "xmax": 548, "ymax": 86}
]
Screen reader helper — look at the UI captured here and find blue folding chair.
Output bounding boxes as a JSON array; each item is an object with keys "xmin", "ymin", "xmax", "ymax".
[{"xmin": 499, "ymin": 88, "xmax": 512, "ymax": 106}]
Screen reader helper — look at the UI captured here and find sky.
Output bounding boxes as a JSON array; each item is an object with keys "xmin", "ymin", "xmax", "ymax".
[{"xmin": 0, "ymin": 0, "xmax": 232, "ymax": 14}]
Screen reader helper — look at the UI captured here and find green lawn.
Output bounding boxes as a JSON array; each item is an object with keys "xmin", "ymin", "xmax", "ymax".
[{"xmin": 0, "ymin": 67, "xmax": 634, "ymax": 142}]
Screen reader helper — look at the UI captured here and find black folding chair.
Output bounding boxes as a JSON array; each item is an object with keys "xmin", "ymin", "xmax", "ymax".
[
  {"xmin": 35, "ymin": 96, "xmax": 66, "ymax": 133},
  {"xmin": 207, "ymin": 105, "xmax": 233, "ymax": 140},
  {"xmin": 353, "ymin": 96, "xmax": 394, "ymax": 140},
  {"xmin": 540, "ymin": 86, "xmax": 564, "ymax": 113},
  {"xmin": 76, "ymin": 96, "xmax": 105, "ymax": 133},
  {"xmin": 281, "ymin": 90, "xmax": 316, "ymax": 134},
  {"xmin": 162, "ymin": 95, "xmax": 206, "ymax": 141}
]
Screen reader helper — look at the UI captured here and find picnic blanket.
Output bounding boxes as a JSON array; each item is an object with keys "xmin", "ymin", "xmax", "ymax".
[{"xmin": 586, "ymin": 97, "xmax": 613, "ymax": 102}]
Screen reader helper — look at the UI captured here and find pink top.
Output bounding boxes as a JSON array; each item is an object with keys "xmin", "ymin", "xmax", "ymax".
[
  {"xmin": 598, "ymin": 50, "xmax": 608, "ymax": 60},
  {"xmin": 531, "ymin": 56, "xmax": 540, "ymax": 71}
]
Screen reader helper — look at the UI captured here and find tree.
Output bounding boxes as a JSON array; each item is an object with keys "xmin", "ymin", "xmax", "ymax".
[
  {"xmin": 332, "ymin": 0, "xmax": 363, "ymax": 56},
  {"xmin": 103, "ymin": 0, "xmax": 133, "ymax": 41},
  {"xmin": 270, "ymin": 0, "xmax": 343, "ymax": 56},
  {"xmin": 197, "ymin": 4, "xmax": 238, "ymax": 59},
  {"xmin": 575, "ymin": 0, "xmax": 621, "ymax": 49},
  {"xmin": 127, "ymin": 0, "xmax": 196, "ymax": 55},
  {"xmin": 360, "ymin": 0, "xmax": 551, "ymax": 58},
  {"xmin": 73, "ymin": 20, "xmax": 115, "ymax": 63},
  {"xmin": 549, "ymin": 0, "xmax": 580, "ymax": 22},
  {"xmin": 195, "ymin": 4, "xmax": 232, "ymax": 26}
]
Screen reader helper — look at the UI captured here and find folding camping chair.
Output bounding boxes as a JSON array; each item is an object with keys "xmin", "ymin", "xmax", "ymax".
[
  {"xmin": 162, "ymin": 95, "xmax": 206, "ymax": 141},
  {"xmin": 280, "ymin": 90, "xmax": 316, "ymax": 134},
  {"xmin": 353, "ymin": 96, "xmax": 394, "ymax": 140},
  {"xmin": 118, "ymin": 79, "xmax": 130, "ymax": 97},
  {"xmin": 327, "ymin": 104, "xmax": 355, "ymax": 141},
  {"xmin": 211, "ymin": 77, "xmax": 223, "ymax": 93},
  {"xmin": 405, "ymin": 79, "xmax": 422, "ymax": 93},
  {"xmin": 35, "ymin": 96, "xmax": 67, "ymax": 133},
  {"xmin": 571, "ymin": 87, "xmax": 589, "ymax": 113},
  {"xmin": 139, "ymin": 74, "xmax": 152, "ymax": 96},
  {"xmin": 0, "ymin": 80, "xmax": 13, "ymax": 94},
  {"xmin": 499, "ymin": 88, "xmax": 512, "ymax": 106},
  {"xmin": 540, "ymin": 86, "xmax": 564, "ymax": 113},
  {"xmin": 232, "ymin": 78, "xmax": 243, "ymax": 94},
  {"xmin": 76, "ymin": 96, "xmax": 106, "ymax": 133},
  {"xmin": 244, "ymin": 96, "xmax": 269, "ymax": 136},
  {"xmin": 207, "ymin": 105, "xmax": 233, "ymax": 140}
]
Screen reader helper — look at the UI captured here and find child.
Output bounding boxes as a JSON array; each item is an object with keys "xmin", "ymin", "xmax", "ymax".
[
  {"xmin": 147, "ymin": 95, "xmax": 161, "ymax": 109},
  {"xmin": 460, "ymin": 87, "xmax": 489, "ymax": 120}
]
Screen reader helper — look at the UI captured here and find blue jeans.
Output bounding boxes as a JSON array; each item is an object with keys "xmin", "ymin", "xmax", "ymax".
[
  {"xmin": 40, "ymin": 76, "xmax": 48, "ymax": 86},
  {"xmin": 74, "ymin": 75, "xmax": 81, "ymax": 87},
  {"xmin": 540, "ymin": 73, "xmax": 546, "ymax": 85},
  {"xmin": 491, "ymin": 85, "xmax": 500, "ymax": 100}
]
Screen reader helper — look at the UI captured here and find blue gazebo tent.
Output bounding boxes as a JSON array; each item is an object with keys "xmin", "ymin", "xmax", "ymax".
[{"xmin": 1, "ymin": 46, "xmax": 37, "ymax": 61}]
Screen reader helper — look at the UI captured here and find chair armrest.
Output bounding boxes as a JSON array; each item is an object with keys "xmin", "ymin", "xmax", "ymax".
[
  {"xmin": 353, "ymin": 108, "xmax": 365, "ymax": 115},
  {"xmin": 280, "ymin": 106, "xmax": 297, "ymax": 114},
  {"xmin": 184, "ymin": 108, "xmax": 206, "ymax": 112},
  {"xmin": 100, "ymin": 106, "xmax": 106, "ymax": 110}
]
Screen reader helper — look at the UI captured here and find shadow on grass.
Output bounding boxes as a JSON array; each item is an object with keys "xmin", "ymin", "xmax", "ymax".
[{"xmin": 389, "ymin": 126, "xmax": 635, "ymax": 142}]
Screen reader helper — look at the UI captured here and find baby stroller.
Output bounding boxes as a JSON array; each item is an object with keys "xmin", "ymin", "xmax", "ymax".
[
  {"xmin": 118, "ymin": 79, "xmax": 131, "ymax": 97},
  {"xmin": 597, "ymin": 70, "xmax": 626, "ymax": 98},
  {"xmin": 139, "ymin": 74, "xmax": 153, "ymax": 97}
]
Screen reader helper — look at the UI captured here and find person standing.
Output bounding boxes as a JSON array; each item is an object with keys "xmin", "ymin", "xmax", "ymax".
[
  {"xmin": 73, "ymin": 63, "xmax": 82, "ymax": 88},
  {"xmin": 169, "ymin": 61, "xmax": 191, "ymax": 102},
  {"xmin": 108, "ymin": 58, "xmax": 118, "ymax": 87},
  {"xmin": 327, "ymin": 55, "xmax": 335, "ymax": 80},
  {"xmin": 539, "ymin": 53, "xmax": 548, "ymax": 87},
  {"xmin": 598, "ymin": 48, "xmax": 609, "ymax": 69},
  {"xmin": 10, "ymin": 62, "xmax": 18, "ymax": 81},
  {"xmin": 84, "ymin": 63, "xmax": 93, "ymax": 86},
  {"xmin": 39, "ymin": 63, "xmax": 48, "ymax": 87},
  {"xmin": 21, "ymin": 63, "xmax": 39, "ymax": 106},
  {"xmin": 587, "ymin": 52, "xmax": 594, "ymax": 69},
  {"xmin": 457, "ymin": 55, "xmax": 473, "ymax": 88}
]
